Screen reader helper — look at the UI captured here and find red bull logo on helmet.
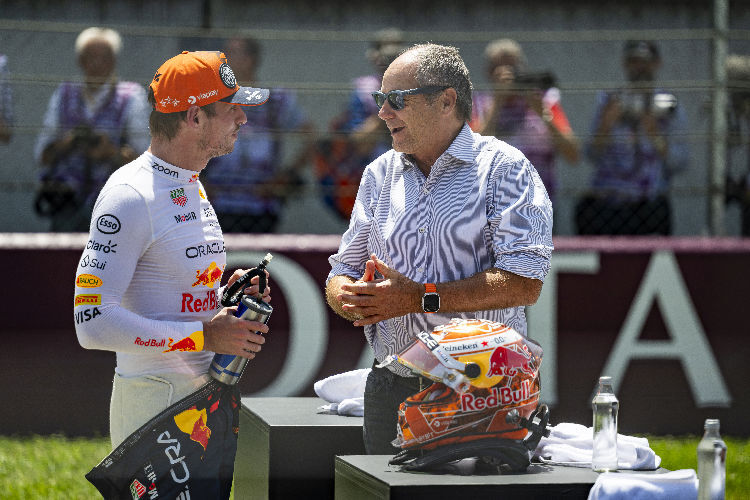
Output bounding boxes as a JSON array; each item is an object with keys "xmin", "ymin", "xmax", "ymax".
[
  {"xmin": 487, "ymin": 343, "xmax": 534, "ymax": 378},
  {"xmin": 460, "ymin": 380, "xmax": 532, "ymax": 411},
  {"xmin": 174, "ymin": 406, "xmax": 212, "ymax": 452},
  {"xmin": 192, "ymin": 262, "xmax": 223, "ymax": 288},
  {"xmin": 163, "ymin": 330, "xmax": 204, "ymax": 353}
]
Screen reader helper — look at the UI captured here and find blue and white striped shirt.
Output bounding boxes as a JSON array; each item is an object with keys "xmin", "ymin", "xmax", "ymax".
[{"xmin": 328, "ymin": 124, "xmax": 553, "ymax": 376}]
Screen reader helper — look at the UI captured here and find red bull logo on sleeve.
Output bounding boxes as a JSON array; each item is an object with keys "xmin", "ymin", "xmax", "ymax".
[
  {"xmin": 487, "ymin": 343, "xmax": 534, "ymax": 378},
  {"xmin": 174, "ymin": 406, "xmax": 212, "ymax": 452},
  {"xmin": 74, "ymin": 294, "xmax": 101, "ymax": 306},
  {"xmin": 163, "ymin": 331, "xmax": 204, "ymax": 353},
  {"xmin": 192, "ymin": 262, "xmax": 224, "ymax": 288}
]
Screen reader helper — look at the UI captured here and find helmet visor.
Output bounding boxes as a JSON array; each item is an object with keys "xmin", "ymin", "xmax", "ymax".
[{"xmin": 395, "ymin": 331, "xmax": 472, "ymax": 393}]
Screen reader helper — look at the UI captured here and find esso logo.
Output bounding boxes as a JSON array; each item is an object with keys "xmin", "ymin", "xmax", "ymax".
[{"xmin": 97, "ymin": 214, "xmax": 121, "ymax": 234}]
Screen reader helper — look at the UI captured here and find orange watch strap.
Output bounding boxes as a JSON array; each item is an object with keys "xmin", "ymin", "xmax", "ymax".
[{"xmin": 425, "ymin": 283, "xmax": 437, "ymax": 293}]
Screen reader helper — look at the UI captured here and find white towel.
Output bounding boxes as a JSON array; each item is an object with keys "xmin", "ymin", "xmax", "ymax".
[
  {"xmin": 314, "ymin": 369, "xmax": 370, "ymax": 417},
  {"xmin": 587, "ymin": 469, "xmax": 698, "ymax": 500},
  {"xmin": 533, "ymin": 423, "xmax": 661, "ymax": 470}
]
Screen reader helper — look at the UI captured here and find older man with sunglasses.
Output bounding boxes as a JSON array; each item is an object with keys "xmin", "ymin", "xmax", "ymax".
[{"xmin": 325, "ymin": 43, "xmax": 553, "ymax": 455}]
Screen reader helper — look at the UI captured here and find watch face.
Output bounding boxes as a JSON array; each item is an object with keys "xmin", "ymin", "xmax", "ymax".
[{"xmin": 422, "ymin": 293, "xmax": 440, "ymax": 313}]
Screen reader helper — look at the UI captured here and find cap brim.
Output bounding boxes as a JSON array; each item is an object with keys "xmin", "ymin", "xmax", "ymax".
[{"xmin": 220, "ymin": 86, "xmax": 270, "ymax": 106}]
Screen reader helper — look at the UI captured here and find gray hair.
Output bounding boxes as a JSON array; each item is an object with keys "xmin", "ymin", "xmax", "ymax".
[
  {"xmin": 405, "ymin": 43, "xmax": 473, "ymax": 122},
  {"xmin": 75, "ymin": 27, "xmax": 122, "ymax": 56}
]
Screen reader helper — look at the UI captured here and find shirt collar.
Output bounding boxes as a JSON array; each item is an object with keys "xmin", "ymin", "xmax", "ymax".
[
  {"xmin": 143, "ymin": 152, "xmax": 201, "ymax": 185},
  {"xmin": 443, "ymin": 123, "xmax": 477, "ymax": 164},
  {"xmin": 400, "ymin": 122, "xmax": 476, "ymax": 170}
]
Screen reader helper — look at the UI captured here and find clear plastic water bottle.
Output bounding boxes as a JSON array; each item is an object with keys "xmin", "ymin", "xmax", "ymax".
[
  {"xmin": 697, "ymin": 418, "xmax": 726, "ymax": 500},
  {"xmin": 592, "ymin": 376, "xmax": 619, "ymax": 472}
]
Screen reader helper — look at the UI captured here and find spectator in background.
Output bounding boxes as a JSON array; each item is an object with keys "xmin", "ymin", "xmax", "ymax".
[
  {"xmin": 472, "ymin": 38, "xmax": 579, "ymax": 207},
  {"xmin": 576, "ymin": 40, "xmax": 689, "ymax": 235},
  {"xmin": 34, "ymin": 27, "xmax": 149, "ymax": 231},
  {"xmin": 725, "ymin": 54, "xmax": 750, "ymax": 236},
  {"xmin": 0, "ymin": 53, "xmax": 12, "ymax": 143},
  {"xmin": 315, "ymin": 28, "xmax": 405, "ymax": 220},
  {"xmin": 201, "ymin": 36, "xmax": 316, "ymax": 233}
]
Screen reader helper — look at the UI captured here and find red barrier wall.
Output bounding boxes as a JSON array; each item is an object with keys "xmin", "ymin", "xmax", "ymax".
[{"xmin": 1, "ymin": 234, "xmax": 747, "ymax": 436}]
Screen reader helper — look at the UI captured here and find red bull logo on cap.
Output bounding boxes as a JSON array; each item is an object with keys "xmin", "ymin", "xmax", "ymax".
[
  {"xmin": 174, "ymin": 406, "xmax": 212, "ymax": 452},
  {"xmin": 192, "ymin": 262, "xmax": 224, "ymax": 288},
  {"xmin": 163, "ymin": 330, "xmax": 204, "ymax": 353},
  {"xmin": 487, "ymin": 343, "xmax": 534, "ymax": 378}
]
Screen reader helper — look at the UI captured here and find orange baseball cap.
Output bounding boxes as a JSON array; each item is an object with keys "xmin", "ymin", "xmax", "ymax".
[{"xmin": 150, "ymin": 50, "xmax": 270, "ymax": 113}]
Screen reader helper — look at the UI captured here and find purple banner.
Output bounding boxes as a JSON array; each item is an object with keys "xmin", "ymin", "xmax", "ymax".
[{"xmin": 0, "ymin": 234, "xmax": 747, "ymax": 436}]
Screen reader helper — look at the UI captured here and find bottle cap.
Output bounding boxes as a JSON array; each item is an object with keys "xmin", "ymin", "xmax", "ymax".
[{"xmin": 704, "ymin": 418, "xmax": 720, "ymax": 430}]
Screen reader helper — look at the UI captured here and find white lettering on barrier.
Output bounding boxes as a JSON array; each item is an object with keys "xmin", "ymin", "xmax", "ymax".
[
  {"xmin": 227, "ymin": 249, "xmax": 730, "ymax": 409},
  {"xmin": 600, "ymin": 251, "xmax": 731, "ymax": 407},
  {"xmin": 226, "ymin": 251, "xmax": 329, "ymax": 396},
  {"xmin": 528, "ymin": 252, "xmax": 600, "ymax": 405}
]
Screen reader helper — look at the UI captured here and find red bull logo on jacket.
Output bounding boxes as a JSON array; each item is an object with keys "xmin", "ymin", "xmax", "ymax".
[
  {"xmin": 163, "ymin": 331, "xmax": 204, "ymax": 353},
  {"xmin": 460, "ymin": 380, "xmax": 532, "ymax": 411},
  {"xmin": 487, "ymin": 343, "xmax": 534, "ymax": 378},
  {"xmin": 192, "ymin": 262, "xmax": 223, "ymax": 288},
  {"xmin": 174, "ymin": 406, "xmax": 212, "ymax": 452}
]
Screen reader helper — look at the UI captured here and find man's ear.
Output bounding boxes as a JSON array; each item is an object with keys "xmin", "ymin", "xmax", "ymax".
[
  {"xmin": 185, "ymin": 105, "xmax": 202, "ymax": 127},
  {"xmin": 441, "ymin": 88, "xmax": 458, "ymax": 115}
]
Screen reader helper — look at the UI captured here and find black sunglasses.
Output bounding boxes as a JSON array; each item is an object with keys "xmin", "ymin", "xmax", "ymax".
[{"xmin": 372, "ymin": 85, "xmax": 450, "ymax": 110}]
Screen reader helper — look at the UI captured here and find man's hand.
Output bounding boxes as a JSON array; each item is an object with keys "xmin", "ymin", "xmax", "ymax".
[
  {"xmin": 202, "ymin": 306, "xmax": 268, "ymax": 358},
  {"xmin": 338, "ymin": 254, "xmax": 421, "ymax": 326},
  {"xmin": 225, "ymin": 268, "xmax": 272, "ymax": 303}
]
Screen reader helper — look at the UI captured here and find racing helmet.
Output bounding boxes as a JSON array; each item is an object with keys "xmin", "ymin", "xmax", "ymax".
[{"xmin": 382, "ymin": 318, "xmax": 550, "ymax": 472}]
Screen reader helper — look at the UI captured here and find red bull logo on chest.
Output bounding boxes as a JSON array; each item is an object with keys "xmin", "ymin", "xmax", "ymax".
[{"xmin": 192, "ymin": 262, "xmax": 223, "ymax": 288}]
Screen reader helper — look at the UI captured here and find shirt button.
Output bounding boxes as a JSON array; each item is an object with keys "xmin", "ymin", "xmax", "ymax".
[
  {"xmin": 419, "ymin": 227, "xmax": 426, "ymax": 234},
  {"xmin": 417, "ymin": 267, "xmax": 423, "ymax": 273}
]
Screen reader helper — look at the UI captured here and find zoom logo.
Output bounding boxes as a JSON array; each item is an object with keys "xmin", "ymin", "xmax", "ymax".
[{"xmin": 97, "ymin": 214, "xmax": 121, "ymax": 234}]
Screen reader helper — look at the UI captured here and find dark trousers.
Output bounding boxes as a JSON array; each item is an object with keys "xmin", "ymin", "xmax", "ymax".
[
  {"xmin": 363, "ymin": 365, "xmax": 427, "ymax": 455},
  {"xmin": 575, "ymin": 195, "xmax": 671, "ymax": 235}
]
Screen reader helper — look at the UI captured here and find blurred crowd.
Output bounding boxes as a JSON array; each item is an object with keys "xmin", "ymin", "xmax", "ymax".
[{"xmin": 1, "ymin": 27, "xmax": 749, "ymax": 235}]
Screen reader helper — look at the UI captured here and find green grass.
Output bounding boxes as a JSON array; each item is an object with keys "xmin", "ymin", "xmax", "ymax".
[
  {"xmin": 0, "ymin": 435, "xmax": 110, "ymax": 499},
  {"xmin": 0, "ymin": 434, "xmax": 747, "ymax": 499},
  {"xmin": 645, "ymin": 434, "xmax": 750, "ymax": 498}
]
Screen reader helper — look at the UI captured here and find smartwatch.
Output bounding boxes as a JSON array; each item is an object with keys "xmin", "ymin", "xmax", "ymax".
[{"xmin": 422, "ymin": 283, "xmax": 440, "ymax": 313}]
